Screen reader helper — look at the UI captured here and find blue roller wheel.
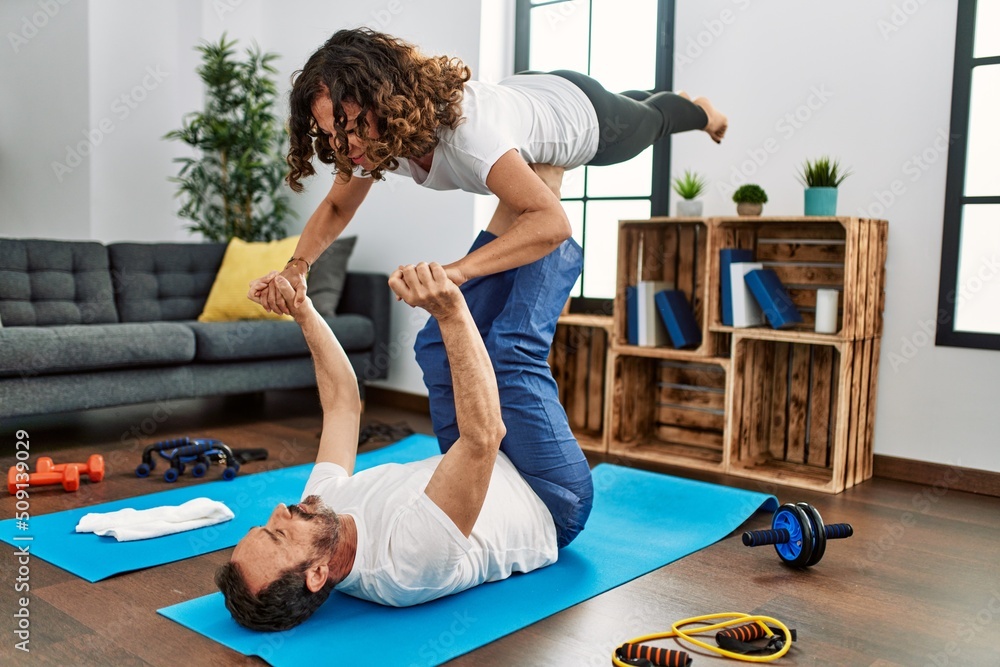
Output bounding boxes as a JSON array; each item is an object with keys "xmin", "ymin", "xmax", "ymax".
[
  {"xmin": 222, "ymin": 466, "xmax": 238, "ymax": 480},
  {"xmin": 772, "ymin": 503, "xmax": 814, "ymax": 568},
  {"xmin": 164, "ymin": 467, "xmax": 180, "ymax": 483},
  {"xmin": 135, "ymin": 463, "xmax": 151, "ymax": 478},
  {"xmin": 191, "ymin": 462, "xmax": 208, "ymax": 478}
]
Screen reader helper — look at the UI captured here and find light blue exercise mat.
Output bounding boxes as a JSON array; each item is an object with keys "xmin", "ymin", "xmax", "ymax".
[
  {"xmin": 0, "ymin": 435, "xmax": 438, "ymax": 582},
  {"xmin": 159, "ymin": 455, "xmax": 778, "ymax": 667}
]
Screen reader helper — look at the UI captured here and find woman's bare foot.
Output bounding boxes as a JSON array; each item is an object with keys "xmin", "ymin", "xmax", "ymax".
[
  {"xmin": 693, "ymin": 96, "xmax": 728, "ymax": 144},
  {"xmin": 676, "ymin": 90, "xmax": 692, "ymax": 101}
]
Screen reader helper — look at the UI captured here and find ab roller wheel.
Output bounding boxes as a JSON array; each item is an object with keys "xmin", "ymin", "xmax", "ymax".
[{"xmin": 743, "ymin": 502, "xmax": 854, "ymax": 568}]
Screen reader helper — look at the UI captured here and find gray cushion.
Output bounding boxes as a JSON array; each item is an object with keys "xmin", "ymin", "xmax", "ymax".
[
  {"xmin": 309, "ymin": 237, "xmax": 357, "ymax": 316},
  {"xmin": 0, "ymin": 239, "xmax": 119, "ymax": 326},
  {"xmin": 0, "ymin": 323, "xmax": 196, "ymax": 378},
  {"xmin": 187, "ymin": 314, "xmax": 374, "ymax": 362},
  {"xmin": 107, "ymin": 243, "xmax": 227, "ymax": 322}
]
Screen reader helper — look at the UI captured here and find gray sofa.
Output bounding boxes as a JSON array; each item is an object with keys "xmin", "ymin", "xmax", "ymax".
[{"xmin": 0, "ymin": 239, "xmax": 391, "ymax": 419}]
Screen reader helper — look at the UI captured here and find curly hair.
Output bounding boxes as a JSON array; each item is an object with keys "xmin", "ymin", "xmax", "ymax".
[{"xmin": 286, "ymin": 28, "xmax": 471, "ymax": 190}]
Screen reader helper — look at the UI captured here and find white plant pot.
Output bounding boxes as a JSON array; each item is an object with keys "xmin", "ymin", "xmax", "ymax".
[{"xmin": 676, "ymin": 199, "xmax": 703, "ymax": 217}]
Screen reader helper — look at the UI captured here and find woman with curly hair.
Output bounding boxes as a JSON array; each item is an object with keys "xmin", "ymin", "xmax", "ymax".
[{"xmin": 250, "ymin": 27, "xmax": 727, "ymax": 313}]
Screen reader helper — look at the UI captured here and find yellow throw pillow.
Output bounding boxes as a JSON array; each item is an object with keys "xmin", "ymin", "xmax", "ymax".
[{"xmin": 198, "ymin": 236, "xmax": 301, "ymax": 322}]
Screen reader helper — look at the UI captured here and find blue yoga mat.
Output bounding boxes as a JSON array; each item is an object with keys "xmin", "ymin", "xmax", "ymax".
[
  {"xmin": 0, "ymin": 435, "xmax": 439, "ymax": 582},
  {"xmin": 159, "ymin": 456, "xmax": 778, "ymax": 667}
]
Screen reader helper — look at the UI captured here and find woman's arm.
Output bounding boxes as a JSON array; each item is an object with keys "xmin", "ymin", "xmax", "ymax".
[
  {"xmin": 443, "ymin": 150, "xmax": 571, "ymax": 285},
  {"xmin": 250, "ymin": 173, "xmax": 374, "ymax": 314}
]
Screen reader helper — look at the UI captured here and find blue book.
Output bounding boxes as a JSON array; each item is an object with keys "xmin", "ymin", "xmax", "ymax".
[
  {"xmin": 626, "ymin": 285, "xmax": 638, "ymax": 345},
  {"xmin": 655, "ymin": 290, "xmax": 702, "ymax": 349},
  {"xmin": 720, "ymin": 249, "xmax": 754, "ymax": 326},
  {"xmin": 744, "ymin": 269, "xmax": 804, "ymax": 329}
]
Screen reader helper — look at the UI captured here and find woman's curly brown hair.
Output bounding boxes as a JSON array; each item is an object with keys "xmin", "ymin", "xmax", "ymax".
[{"xmin": 286, "ymin": 28, "xmax": 471, "ymax": 191}]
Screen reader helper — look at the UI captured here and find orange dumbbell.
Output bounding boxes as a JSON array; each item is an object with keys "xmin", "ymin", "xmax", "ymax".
[{"xmin": 7, "ymin": 455, "xmax": 105, "ymax": 494}]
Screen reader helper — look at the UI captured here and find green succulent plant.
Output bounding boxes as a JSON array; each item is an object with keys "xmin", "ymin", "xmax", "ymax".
[
  {"xmin": 732, "ymin": 184, "xmax": 768, "ymax": 204},
  {"xmin": 165, "ymin": 35, "xmax": 294, "ymax": 242},
  {"xmin": 798, "ymin": 156, "xmax": 852, "ymax": 188},
  {"xmin": 672, "ymin": 170, "xmax": 707, "ymax": 200}
]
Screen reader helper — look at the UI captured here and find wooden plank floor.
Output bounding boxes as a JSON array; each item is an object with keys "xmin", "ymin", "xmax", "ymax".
[{"xmin": 2, "ymin": 390, "xmax": 999, "ymax": 666}]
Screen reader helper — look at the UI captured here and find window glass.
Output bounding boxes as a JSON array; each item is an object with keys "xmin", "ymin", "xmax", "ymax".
[
  {"xmin": 973, "ymin": 0, "xmax": 1000, "ymax": 57},
  {"xmin": 586, "ymin": 148, "xmax": 654, "ymax": 198},
  {"xmin": 963, "ymin": 64, "xmax": 1000, "ymax": 197},
  {"xmin": 583, "ymin": 199, "xmax": 651, "ymax": 298},
  {"xmin": 528, "ymin": 1, "xmax": 590, "ymax": 74},
  {"xmin": 953, "ymin": 205, "xmax": 1000, "ymax": 333}
]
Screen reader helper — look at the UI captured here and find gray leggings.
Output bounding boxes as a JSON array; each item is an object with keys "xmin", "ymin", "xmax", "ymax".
[{"xmin": 543, "ymin": 69, "xmax": 709, "ymax": 166}]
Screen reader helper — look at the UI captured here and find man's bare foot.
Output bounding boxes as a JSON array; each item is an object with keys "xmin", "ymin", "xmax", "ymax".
[
  {"xmin": 676, "ymin": 90, "xmax": 692, "ymax": 101},
  {"xmin": 693, "ymin": 96, "xmax": 728, "ymax": 144}
]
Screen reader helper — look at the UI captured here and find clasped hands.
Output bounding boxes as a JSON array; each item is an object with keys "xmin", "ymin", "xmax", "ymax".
[{"xmin": 247, "ymin": 262, "xmax": 464, "ymax": 320}]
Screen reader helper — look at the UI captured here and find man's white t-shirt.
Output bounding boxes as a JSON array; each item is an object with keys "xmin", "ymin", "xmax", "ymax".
[
  {"xmin": 301, "ymin": 451, "xmax": 558, "ymax": 607},
  {"xmin": 384, "ymin": 74, "xmax": 599, "ymax": 195}
]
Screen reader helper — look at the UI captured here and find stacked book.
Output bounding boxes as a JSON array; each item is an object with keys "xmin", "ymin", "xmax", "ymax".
[
  {"xmin": 720, "ymin": 249, "xmax": 803, "ymax": 329},
  {"xmin": 627, "ymin": 280, "xmax": 702, "ymax": 349}
]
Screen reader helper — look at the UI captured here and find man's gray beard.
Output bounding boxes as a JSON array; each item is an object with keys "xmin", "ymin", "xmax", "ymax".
[{"xmin": 290, "ymin": 495, "xmax": 339, "ymax": 557}]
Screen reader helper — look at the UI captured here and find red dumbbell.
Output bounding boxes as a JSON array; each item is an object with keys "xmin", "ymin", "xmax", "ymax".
[
  {"xmin": 7, "ymin": 455, "xmax": 105, "ymax": 494},
  {"xmin": 35, "ymin": 455, "xmax": 105, "ymax": 482}
]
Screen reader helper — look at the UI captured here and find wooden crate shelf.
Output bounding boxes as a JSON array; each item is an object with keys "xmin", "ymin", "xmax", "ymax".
[
  {"xmin": 614, "ymin": 218, "xmax": 717, "ymax": 357},
  {"xmin": 726, "ymin": 334, "xmax": 881, "ymax": 492},
  {"xmin": 549, "ymin": 215, "xmax": 887, "ymax": 494},
  {"xmin": 548, "ymin": 316, "xmax": 613, "ymax": 455},
  {"xmin": 708, "ymin": 217, "xmax": 888, "ymax": 340},
  {"xmin": 608, "ymin": 353, "xmax": 729, "ymax": 473}
]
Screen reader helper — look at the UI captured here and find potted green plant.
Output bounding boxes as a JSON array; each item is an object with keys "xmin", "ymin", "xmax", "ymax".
[
  {"xmin": 732, "ymin": 184, "xmax": 768, "ymax": 216},
  {"xmin": 672, "ymin": 170, "xmax": 707, "ymax": 217},
  {"xmin": 165, "ymin": 35, "xmax": 293, "ymax": 241},
  {"xmin": 798, "ymin": 156, "xmax": 852, "ymax": 216}
]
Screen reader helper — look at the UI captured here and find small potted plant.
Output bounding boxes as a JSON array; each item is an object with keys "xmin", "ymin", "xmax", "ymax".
[
  {"xmin": 732, "ymin": 184, "xmax": 767, "ymax": 216},
  {"xmin": 672, "ymin": 170, "xmax": 707, "ymax": 217},
  {"xmin": 798, "ymin": 156, "xmax": 852, "ymax": 216}
]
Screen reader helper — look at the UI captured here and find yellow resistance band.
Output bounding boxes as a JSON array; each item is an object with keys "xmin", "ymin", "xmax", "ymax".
[{"xmin": 612, "ymin": 612, "xmax": 793, "ymax": 665}]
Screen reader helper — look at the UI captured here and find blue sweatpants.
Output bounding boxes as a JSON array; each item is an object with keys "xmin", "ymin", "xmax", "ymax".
[{"xmin": 413, "ymin": 232, "xmax": 594, "ymax": 548}]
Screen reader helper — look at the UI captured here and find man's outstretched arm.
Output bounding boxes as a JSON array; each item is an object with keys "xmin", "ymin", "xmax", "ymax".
[
  {"xmin": 389, "ymin": 263, "xmax": 506, "ymax": 537},
  {"xmin": 274, "ymin": 275, "xmax": 362, "ymax": 474}
]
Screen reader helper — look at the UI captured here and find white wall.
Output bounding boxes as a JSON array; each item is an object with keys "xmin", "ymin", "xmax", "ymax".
[
  {"xmin": 88, "ymin": 0, "xmax": 204, "ymax": 242},
  {"xmin": 672, "ymin": 0, "xmax": 998, "ymax": 472},
  {"xmin": 1, "ymin": 0, "xmax": 91, "ymax": 239}
]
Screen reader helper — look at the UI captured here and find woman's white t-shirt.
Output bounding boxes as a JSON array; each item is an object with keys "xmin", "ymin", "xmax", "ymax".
[
  {"xmin": 301, "ymin": 451, "xmax": 558, "ymax": 607},
  {"xmin": 384, "ymin": 74, "xmax": 599, "ymax": 195}
]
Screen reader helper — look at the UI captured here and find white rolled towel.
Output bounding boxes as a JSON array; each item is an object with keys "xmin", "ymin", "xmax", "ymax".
[{"xmin": 75, "ymin": 497, "xmax": 235, "ymax": 542}]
